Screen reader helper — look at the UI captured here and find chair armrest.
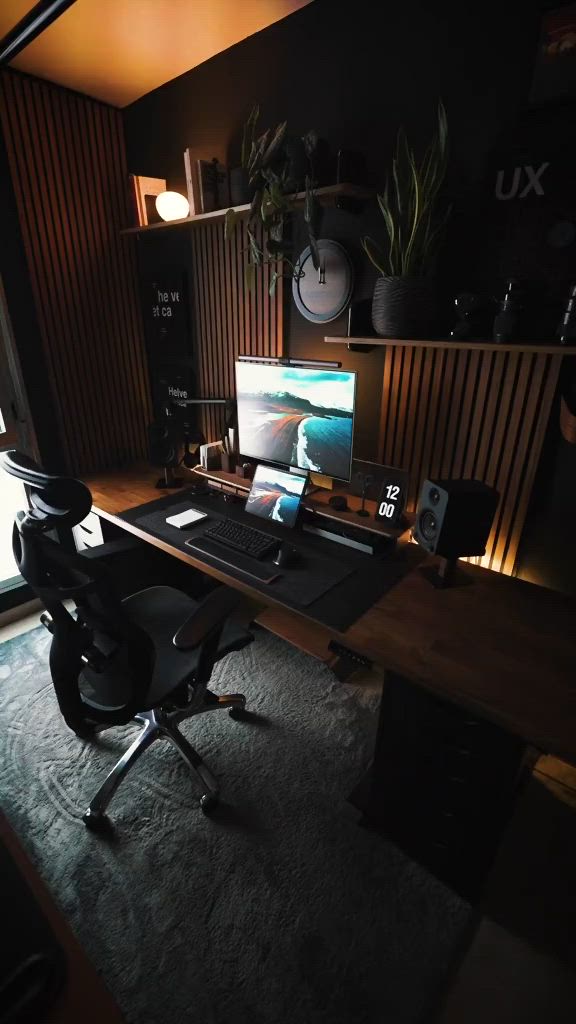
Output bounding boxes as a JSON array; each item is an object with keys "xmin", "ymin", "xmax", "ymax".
[
  {"xmin": 79, "ymin": 537, "xmax": 144, "ymax": 561},
  {"xmin": 173, "ymin": 587, "xmax": 241, "ymax": 650}
]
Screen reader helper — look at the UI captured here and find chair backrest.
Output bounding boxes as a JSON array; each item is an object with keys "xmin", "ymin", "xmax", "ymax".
[{"xmin": 0, "ymin": 450, "xmax": 155, "ymax": 732}]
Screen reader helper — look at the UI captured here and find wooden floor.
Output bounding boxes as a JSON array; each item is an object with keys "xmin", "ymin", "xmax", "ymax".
[
  {"xmin": 438, "ymin": 756, "xmax": 576, "ymax": 1021},
  {"xmin": 486, "ymin": 757, "xmax": 576, "ymax": 963},
  {"xmin": 0, "ymin": 812, "xmax": 124, "ymax": 1023}
]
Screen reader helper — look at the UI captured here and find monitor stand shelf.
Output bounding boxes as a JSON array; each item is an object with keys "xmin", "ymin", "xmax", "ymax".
[{"xmin": 192, "ymin": 467, "xmax": 412, "ymax": 542}]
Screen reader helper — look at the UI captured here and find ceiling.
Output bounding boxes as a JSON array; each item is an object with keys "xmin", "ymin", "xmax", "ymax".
[{"xmin": 0, "ymin": 0, "xmax": 313, "ymax": 107}]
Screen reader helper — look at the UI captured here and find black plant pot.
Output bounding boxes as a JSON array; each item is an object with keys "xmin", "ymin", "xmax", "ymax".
[{"xmin": 372, "ymin": 276, "xmax": 436, "ymax": 339}]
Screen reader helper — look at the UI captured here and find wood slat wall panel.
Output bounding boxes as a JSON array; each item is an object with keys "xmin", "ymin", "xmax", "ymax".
[
  {"xmin": 378, "ymin": 345, "xmax": 562, "ymax": 576},
  {"xmin": 190, "ymin": 220, "xmax": 283, "ymax": 445},
  {"xmin": 0, "ymin": 70, "xmax": 150, "ymax": 475},
  {"xmin": 500, "ymin": 355, "xmax": 560, "ymax": 576}
]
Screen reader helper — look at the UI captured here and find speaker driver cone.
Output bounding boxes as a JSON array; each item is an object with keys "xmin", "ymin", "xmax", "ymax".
[{"xmin": 419, "ymin": 509, "xmax": 437, "ymax": 541}]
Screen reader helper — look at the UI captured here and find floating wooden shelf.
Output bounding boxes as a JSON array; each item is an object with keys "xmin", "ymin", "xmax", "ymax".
[
  {"xmin": 325, "ymin": 336, "xmax": 576, "ymax": 355},
  {"xmin": 120, "ymin": 183, "xmax": 372, "ymax": 236}
]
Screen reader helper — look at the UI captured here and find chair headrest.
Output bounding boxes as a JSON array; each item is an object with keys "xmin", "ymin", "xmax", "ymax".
[{"xmin": 0, "ymin": 450, "xmax": 92, "ymax": 530}]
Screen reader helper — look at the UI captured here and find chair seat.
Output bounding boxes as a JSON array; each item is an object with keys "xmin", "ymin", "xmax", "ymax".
[{"xmin": 80, "ymin": 586, "xmax": 252, "ymax": 713}]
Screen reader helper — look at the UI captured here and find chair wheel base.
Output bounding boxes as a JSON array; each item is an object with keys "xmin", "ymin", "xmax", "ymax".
[
  {"xmin": 200, "ymin": 793, "xmax": 218, "ymax": 814},
  {"xmin": 83, "ymin": 809, "xmax": 113, "ymax": 833}
]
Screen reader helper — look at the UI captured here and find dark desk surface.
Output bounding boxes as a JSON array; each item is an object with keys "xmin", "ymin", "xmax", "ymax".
[
  {"xmin": 123, "ymin": 488, "xmax": 407, "ymax": 632},
  {"xmin": 85, "ymin": 464, "xmax": 576, "ymax": 766}
]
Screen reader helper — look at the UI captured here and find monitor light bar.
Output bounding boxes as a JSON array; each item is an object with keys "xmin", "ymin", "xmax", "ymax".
[{"xmin": 238, "ymin": 356, "xmax": 342, "ymax": 369}]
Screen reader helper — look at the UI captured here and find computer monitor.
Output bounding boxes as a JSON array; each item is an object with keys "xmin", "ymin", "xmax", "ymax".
[
  {"xmin": 235, "ymin": 362, "xmax": 356, "ymax": 481},
  {"xmin": 245, "ymin": 464, "xmax": 307, "ymax": 528}
]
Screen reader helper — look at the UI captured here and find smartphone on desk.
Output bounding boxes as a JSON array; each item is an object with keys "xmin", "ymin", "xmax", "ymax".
[{"xmin": 166, "ymin": 509, "xmax": 208, "ymax": 529}]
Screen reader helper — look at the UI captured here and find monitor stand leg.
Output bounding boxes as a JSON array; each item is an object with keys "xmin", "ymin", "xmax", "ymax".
[
  {"xmin": 436, "ymin": 557, "xmax": 456, "ymax": 587},
  {"xmin": 421, "ymin": 557, "xmax": 469, "ymax": 588},
  {"xmin": 156, "ymin": 467, "xmax": 183, "ymax": 489}
]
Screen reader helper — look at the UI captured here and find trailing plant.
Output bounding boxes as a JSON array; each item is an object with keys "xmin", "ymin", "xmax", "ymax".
[
  {"xmin": 362, "ymin": 102, "xmax": 449, "ymax": 278},
  {"xmin": 225, "ymin": 105, "xmax": 321, "ymax": 294}
]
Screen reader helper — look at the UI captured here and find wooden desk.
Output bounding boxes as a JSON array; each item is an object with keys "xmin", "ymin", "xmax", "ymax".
[
  {"xmin": 85, "ymin": 462, "xmax": 576, "ymax": 896},
  {"xmin": 86, "ymin": 463, "xmax": 576, "ymax": 768}
]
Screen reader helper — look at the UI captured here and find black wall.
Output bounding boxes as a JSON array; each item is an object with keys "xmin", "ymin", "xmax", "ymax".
[
  {"xmin": 124, "ymin": 0, "xmax": 542, "ymax": 190},
  {"xmin": 123, "ymin": 0, "xmax": 576, "ymax": 588},
  {"xmin": 124, "ymin": 0, "xmax": 544, "ymax": 458}
]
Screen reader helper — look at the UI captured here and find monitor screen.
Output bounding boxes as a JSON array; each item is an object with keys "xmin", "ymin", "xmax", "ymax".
[
  {"xmin": 235, "ymin": 362, "xmax": 356, "ymax": 481},
  {"xmin": 245, "ymin": 464, "xmax": 307, "ymax": 528}
]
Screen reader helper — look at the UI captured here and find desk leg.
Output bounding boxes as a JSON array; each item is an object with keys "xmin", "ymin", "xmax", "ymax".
[{"xmin": 357, "ymin": 671, "xmax": 534, "ymax": 901}]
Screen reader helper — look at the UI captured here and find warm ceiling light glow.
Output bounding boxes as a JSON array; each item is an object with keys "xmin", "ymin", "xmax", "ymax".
[
  {"xmin": 155, "ymin": 191, "xmax": 190, "ymax": 222},
  {"xmin": 0, "ymin": 1, "xmax": 314, "ymax": 107}
]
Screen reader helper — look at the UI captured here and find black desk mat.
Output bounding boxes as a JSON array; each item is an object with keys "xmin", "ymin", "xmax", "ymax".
[
  {"xmin": 120, "ymin": 488, "xmax": 408, "ymax": 632},
  {"xmin": 136, "ymin": 505, "xmax": 353, "ymax": 608}
]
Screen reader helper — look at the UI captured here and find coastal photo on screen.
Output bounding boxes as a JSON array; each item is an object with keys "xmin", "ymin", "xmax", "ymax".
[
  {"xmin": 236, "ymin": 363, "xmax": 356, "ymax": 481},
  {"xmin": 246, "ymin": 466, "xmax": 306, "ymax": 527}
]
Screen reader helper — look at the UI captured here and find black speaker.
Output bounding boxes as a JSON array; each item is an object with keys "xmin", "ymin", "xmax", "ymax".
[{"xmin": 413, "ymin": 479, "xmax": 499, "ymax": 559}]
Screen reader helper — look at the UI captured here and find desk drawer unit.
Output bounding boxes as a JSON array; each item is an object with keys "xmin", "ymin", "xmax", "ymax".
[{"xmin": 362, "ymin": 672, "xmax": 530, "ymax": 900}]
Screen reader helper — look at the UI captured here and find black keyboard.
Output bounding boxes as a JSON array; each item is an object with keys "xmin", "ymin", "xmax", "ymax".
[{"xmin": 203, "ymin": 518, "xmax": 278, "ymax": 560}]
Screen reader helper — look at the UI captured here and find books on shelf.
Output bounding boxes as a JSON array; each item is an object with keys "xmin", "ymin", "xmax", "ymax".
[
  {"xmin": 129, "ymin": 174, "xmax": 167, "ymax": 226},
  {"xmin": 183, "ymin": 149, "xmax": 230, "ymax": 215},
  {"xmin": 213, "ymin": 161, "xmax": 230, "ymax": 208},
  {"xmin": 197, "ymin": 159, "xmax": 217, "ymax": 213},
  {"xmin": 183, "ymin": 148, "xmax": 201, "ymax": 215}
]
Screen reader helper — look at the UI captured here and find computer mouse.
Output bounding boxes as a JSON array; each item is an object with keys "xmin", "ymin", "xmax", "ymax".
[
  {"xmin": 273, "ymin": 544, "xmax": 299, "ymax": 568},
  {"xmin": 328, "ymin": 494, "xmax": 348, "ymax": 512}
]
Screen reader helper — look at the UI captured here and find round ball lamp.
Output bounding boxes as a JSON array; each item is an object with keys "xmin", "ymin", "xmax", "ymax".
[{"xmin": 155, "ymin": 191, "xmax": 190, "ymax": 222}]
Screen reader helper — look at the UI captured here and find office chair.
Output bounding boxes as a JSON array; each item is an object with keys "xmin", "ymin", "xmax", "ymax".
[{"xmin": 0, "ymin": 450, "xmax": 252, "ymax": 831}]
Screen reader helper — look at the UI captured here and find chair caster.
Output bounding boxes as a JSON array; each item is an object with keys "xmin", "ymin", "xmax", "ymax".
[
  {"xmin": 83, "ymin": 809, "xmax": 113, "ymax": 833},
  {"xmin": 73, "ymin": 721, "xmax": 98, "ymax": 739},
  {"xmin": 228, "ymin": 702, "xmax": 246, "ymax": 720},
  {"xmin": 200, "ymin": 793, "xmax": 218, "ymax": 814}
]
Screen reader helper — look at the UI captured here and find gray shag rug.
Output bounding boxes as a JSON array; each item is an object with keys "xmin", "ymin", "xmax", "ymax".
[{"xmin": 0, "ymin": 626, "xmax": 469, "ymax": 1024}]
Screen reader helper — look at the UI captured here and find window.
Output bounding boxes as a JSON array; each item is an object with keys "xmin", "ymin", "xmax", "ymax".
[
  {"xmin": 0, "ymin": 469, "xmax": 25, "ymax": 590},
  {"xmin": 0, "ymin": 275, "xmax": 35, "ymax": 602},
  {"xmin": 0, "ymin": 344, "xmax": 18, "ymax": 449}
]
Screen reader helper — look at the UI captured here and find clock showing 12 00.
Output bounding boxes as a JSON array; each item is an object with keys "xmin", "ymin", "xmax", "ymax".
[{"xmin": 375, "ymin": 468, "xmax": 409, "ymax": 527}]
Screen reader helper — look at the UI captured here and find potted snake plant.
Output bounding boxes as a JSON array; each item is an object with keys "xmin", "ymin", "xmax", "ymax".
[{"xmin": 362, "ymin": 102, "xmax": 449, "ymax": 338}]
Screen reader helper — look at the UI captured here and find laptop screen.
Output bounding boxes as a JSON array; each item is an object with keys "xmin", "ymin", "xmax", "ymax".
[{"xmin": 245, "ymin": 464, "xmax": 307, "ymax": 529}]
